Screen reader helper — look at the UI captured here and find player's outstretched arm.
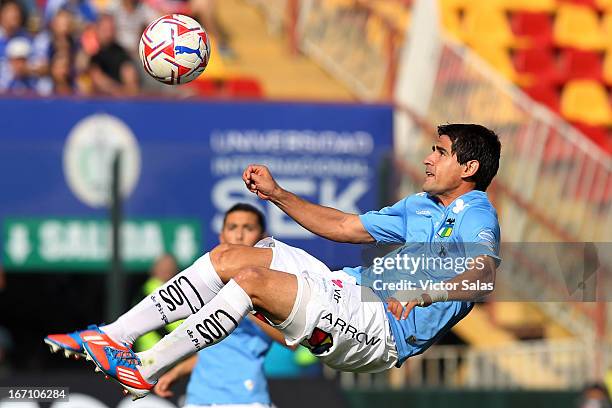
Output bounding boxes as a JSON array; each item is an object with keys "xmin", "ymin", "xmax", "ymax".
[{"xmin": 243, "ymin": 164, "xmax": 374, "ymax": 243}]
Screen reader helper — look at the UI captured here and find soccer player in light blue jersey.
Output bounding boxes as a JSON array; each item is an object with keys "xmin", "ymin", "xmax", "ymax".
[
  {"xmin": 53, "ymin": 123, "xmax": 501, "ymax": 399},
  {"xmin": 153, "ymin": 204, "xmax": 290, "ymax": 408}
]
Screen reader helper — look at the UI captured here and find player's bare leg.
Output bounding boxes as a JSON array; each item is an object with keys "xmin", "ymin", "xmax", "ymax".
[
  {"xmin": 209, "ymin": 243, "xmax": 274, "ymax": 280},
  {"xmin": 230, "ymin": 265, "xmax": 298, "ymax": 324}
]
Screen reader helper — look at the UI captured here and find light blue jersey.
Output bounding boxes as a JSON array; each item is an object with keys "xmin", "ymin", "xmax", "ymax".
[
  {"xmin": 186, "ymin": 318, "xmax": 273, "ymax": 406},
  {"xmin": 343, "ymin": 190, "xmax": 501, "ymax": 366}
]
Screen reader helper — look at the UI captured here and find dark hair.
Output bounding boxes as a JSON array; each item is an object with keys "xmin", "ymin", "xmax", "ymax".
[
  {"xmin": 437, "ymin": 123, "xmax": 501, "ymax": 191},
  {"xmin": 223, "ymin": 203, "xmax": 266, "ymax": 232}
]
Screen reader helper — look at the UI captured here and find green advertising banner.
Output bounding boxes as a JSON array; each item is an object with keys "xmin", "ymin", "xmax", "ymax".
[{"xmin": 2, "ymin": 218, "xmax": 202, "ymax": 271}]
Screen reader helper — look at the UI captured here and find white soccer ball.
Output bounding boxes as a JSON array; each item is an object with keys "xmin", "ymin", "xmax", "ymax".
[{"xmin": 139, "ymin": 14, "xmax": 210, "ymax": 85}]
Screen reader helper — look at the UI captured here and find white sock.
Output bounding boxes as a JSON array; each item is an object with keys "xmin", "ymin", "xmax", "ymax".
[
  {"xmin": 101, "ymin": 253, "xmax": 224, "ymax": 346},
  {"xmin": 137, "ymin": 279, "xmax": 252, "ymax": 382}
]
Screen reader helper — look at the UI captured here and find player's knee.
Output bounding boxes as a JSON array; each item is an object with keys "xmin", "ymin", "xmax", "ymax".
[
  {"xmin": 210, "ymin": 243, "xmax": 235, "ymax": 270},
  {"xmin": 233, "ymin": 266, "xmax": 266, "ymax": 298}
]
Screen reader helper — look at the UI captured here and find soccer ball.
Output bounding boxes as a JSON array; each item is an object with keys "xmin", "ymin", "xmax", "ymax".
[{"xmin": 139, "ymin": 14, "xmax": 210, "ymax": 85}]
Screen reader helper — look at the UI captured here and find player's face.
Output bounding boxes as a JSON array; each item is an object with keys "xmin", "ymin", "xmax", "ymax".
[
  {"xmin": 219, "ymin": 211, "xmax": 264, "ymax": 247},
  {"xmin": 422, "ymin": 135, "xmax": 465, "ymax": 196}
]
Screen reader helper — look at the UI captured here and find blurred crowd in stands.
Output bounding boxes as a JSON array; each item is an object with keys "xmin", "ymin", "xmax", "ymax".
[{"xmin": 0, "ymin": 0, "xmax": 230, "ymax": 96}]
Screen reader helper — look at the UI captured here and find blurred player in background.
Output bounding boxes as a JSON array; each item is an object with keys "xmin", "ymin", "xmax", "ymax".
[
  {"xmin": 45, "ymin": 204, "xmax": 289, "ymax": 406},
  {"xmin": 153, "ymin": 203, "xmax": 291, "ymax": 408},
  {"xmin": 133, "ymin": 253, "xmax": 180, "ymax": 352},
  {"xmin": 47, "ymin": 123, "xmax": 502, "ymax": 399},
  {"xmin": 577, "ymin": 383, "xmax": 611, "ymax": 408}
]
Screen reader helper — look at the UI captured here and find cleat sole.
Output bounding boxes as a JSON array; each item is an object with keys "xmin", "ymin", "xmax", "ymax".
[
  {"xmin": 44, "ymin": 339, "xmax": 61, "ymax": 354},
  {"xmin": 44, "ymin": 338, "xmax": 87, "ymax": 359},
  {"xmin": 83, "ymin": 348, "xmax": 151, "ymax": 401}
]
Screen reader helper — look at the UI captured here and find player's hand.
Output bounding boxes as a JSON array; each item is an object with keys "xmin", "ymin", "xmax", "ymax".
[
  {"xmin": 153, "ymin": 371, "xmax": 177, "ymax": 398},
  {"xmin": 386, "ymin": 297, "xmax": 420, "ymax": 320},
  {"xmin": 242, "ymin": 164, "xmax": 281, "ymax": 201},
  {"xmin": 386, "ymin": 297, "xmax": 416, "ymax": 320}
]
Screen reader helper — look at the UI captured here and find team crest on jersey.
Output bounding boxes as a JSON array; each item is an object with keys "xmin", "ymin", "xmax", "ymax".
[
  {"xmin": 437, "ymin": 218, "xmax": 455, "ymax": 238},
  {"xmin": 305, "ymin": 327, "xmax": 333, "ymax": 355}
]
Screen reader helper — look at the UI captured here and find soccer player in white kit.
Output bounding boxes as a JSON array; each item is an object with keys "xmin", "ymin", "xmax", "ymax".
[{"xmin": 48, "ymin": 124, "xmax": 502, "ymax": 400}]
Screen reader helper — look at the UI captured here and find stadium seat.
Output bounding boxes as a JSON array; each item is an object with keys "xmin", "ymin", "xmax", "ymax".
[
  {"xmin": 462, "ymin": 7, "xmax": 519, "ymax": 48},
  {"xmin": 189, "ymin": 77, "xmax": 264, "ymax": 99},
  {"xmin": 523, "ymin": 83, "xmax": 560, "ymax": 111},
  {"xmin": 439, "ymin": 6, "xmax": 463, "ymax": 40},
  {"xmin": 440, "ymin": 0, "xmax": 515, "ymax": 12},
  {"xmin": 506, "ymin": 0, "xmax": 557, "ymax": 12},
  {"xmin": 603, "ymin": 49, "xmax": 612, "ymax": 84},
  {"xmin": 439, "ymin": 0, "xmax": 468, "ymax": 12},
  {"xmin": 596, "ymin": 0, "xmax": 612, "ymax": 11},
  {"xmin": 560, "ymin": 80, "xmax": 612, "ymax": 125},
  {"xmin": 513, "ymin": 47, "xmax": 563, "ymax": 85},
  {"xmin": 470, "ymin": 43, "xmax": 517, "ymax": 80},
  {"xmin": 558, "ymin": 48, "xmax": 603, "ymax": 81},
  {"xmin": 553, "ymin": 4, "xmax": 607, "ymax": 50},
  {"xmin": 189, "ymin": 78, "xmax": 222, "ymax": 97},
  {"xmin": 226, "ymin": 78, "xmax": 264, "ymax": 98},
  {"xmin": 558, "ymin": 0, "xmax": 598, "ymax": 7},
  {"xmin": 601, "ymin": 12, "xmax": 612, "ymax": 46},
  {"xmin": 511, "ymin": 12, "xmax": 554, "ymax": 48},
  {"xmin": 461, "ymin": 0, "xmax": 512, "ymax": 9}
]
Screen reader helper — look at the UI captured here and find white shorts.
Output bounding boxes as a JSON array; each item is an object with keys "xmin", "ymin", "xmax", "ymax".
[{"xmin": 255, "ymin": 238, "xmax": 398, "ymax": 373}]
